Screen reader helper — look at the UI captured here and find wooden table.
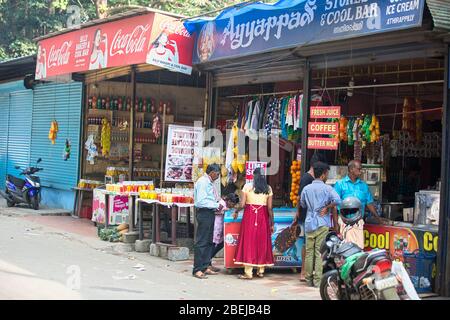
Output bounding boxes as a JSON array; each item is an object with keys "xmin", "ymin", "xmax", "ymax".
[
  {"xmin": 136, "ymin": 199, "xmax": 194, "ymax": 245},
  {"xmin": 72, "ymin": 187, "xmax": 94, "ymax": 218}
]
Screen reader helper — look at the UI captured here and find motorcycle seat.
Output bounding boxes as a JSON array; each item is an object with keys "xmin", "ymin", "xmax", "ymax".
[
  {"xmin": 336, "ymin": 242, "xmax": 363, "ymax": 259},
  {"xmin": 7, "ymin": 175, "xmax": 25, "ymax": 189},
  {"xmin": 352, "ymin": 250, "xmax": 388, "ymax": 273}
]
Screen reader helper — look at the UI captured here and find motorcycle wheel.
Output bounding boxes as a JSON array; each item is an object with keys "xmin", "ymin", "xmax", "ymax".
[
  {"xmin": 320, "ymin": 271, "xmax": 341, "ymax": 300},
  {"xmin": 5, "ymin": 190, "xmax": 15, "ymax": 207},
  {"xmin": 30, "ymin": 195, "xmax": 39, "ymax": 210}
]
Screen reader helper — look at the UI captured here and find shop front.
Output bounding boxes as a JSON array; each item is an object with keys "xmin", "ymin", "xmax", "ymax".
[
  {"xmin": 185, "ymin": 0, "xmax": 450, "ymax": 295},
  {"xmin": 35, "ymin": 8, "xmax": 205, "ymax": 245},
  {"xmin": 0, "ymin": 56, "xmax": 83, "ymax": 210}
]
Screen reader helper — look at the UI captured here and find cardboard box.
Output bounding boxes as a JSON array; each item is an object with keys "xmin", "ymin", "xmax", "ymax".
[{"xmin": 403, "ymin": 208, "xmax": 414, "ymax": 222}]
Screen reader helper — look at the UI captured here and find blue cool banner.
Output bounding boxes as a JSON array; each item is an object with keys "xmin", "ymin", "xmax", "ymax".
[{"xmin": 184, "ymin": 0, "xmax": 425, "ymax": 64}]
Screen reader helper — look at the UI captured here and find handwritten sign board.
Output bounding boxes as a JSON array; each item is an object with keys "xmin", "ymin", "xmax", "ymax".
[{"xmin": 165, "ymin": 125, "xmax": 204, "ymax": 182}]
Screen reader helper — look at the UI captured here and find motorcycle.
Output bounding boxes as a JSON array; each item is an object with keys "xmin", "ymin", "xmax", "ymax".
[
  {"xmin": 319, "ymin": 231, "xmax": 402, "ymax": 300},
  {"xmin": 0, "ymin": 158, "xmax": 43, "ymax": 210}
]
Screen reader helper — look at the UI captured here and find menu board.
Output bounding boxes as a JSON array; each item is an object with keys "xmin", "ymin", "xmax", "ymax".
[{"xmin": 165, "ymin": 125, "xmax": 204, "ymax": 182}]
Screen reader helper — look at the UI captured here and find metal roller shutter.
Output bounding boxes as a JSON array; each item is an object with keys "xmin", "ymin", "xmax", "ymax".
[
  {"xmin": 31, "ymin": 82, "xmax": 82, "ymax": 190},
  {"xmin": 7, "ymin": 91, "xmax": 33, "ymax": 177},
  {"xmin": 0, "ymin": 94, "xmax": 10, "ymax": 188}
]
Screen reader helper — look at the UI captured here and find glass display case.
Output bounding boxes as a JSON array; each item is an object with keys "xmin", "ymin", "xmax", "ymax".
[{"xmin": 326, "ymin": 164, "xmax": 383, "ymax": 201}]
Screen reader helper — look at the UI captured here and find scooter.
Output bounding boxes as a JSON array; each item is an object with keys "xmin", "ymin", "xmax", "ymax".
[
  {"xmin": 0, "ymin": 158, "xmax": 43, "ymax": 210},
  {"xmin": 319, "ymin": 230, "xmax": 402, "ymax": 300}
]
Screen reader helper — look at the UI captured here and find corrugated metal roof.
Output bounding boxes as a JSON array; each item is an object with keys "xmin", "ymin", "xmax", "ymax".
[
  {"xmin": 0, "ymin": 55, "xmax": 36, "ymax": 82},
  {"xmin": 427, "ymin": 0, "xmax": 450, "ymax": 32}
]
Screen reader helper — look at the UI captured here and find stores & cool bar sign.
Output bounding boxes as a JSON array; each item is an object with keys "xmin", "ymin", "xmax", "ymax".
[{"xmin": 184, "ymin": 0, "xmax": 425, "ymax": 63}]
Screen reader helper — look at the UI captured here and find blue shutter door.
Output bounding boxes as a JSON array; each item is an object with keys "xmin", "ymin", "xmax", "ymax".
[
  {"xmin": 6, "ymin": 91, "xmax": 33, "ymax": 177},
  {"xmin": 0, "ymin": 94, "xmax": 10, "ymax": 188},
  {"xmin": 31, "ymin": 82, "xmax": 82, "ymax": 190}
]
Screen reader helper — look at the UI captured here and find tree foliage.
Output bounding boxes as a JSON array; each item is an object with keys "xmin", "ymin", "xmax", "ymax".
[{"xmin": 0, "ymin": 0, "xmax": 242, "ymax": 62}]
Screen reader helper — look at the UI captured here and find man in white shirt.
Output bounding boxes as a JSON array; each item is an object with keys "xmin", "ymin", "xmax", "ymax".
[{"xmin": 193, "ymin": 164, "xmax": 223, "ymax": 279}]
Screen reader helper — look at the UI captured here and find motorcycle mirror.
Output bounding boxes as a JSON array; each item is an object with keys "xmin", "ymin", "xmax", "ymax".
[{"xmin": 37, "ymin": 158, "xmax": 42, "ymax": 163}]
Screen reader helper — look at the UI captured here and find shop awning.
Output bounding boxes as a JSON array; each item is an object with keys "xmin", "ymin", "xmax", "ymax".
[
  {"xmin": 183, "ymin": 0, "xmax": 438, "ymax": 64},
  {"xmin": 426, "ymin": 0, "xmax": 450, "ymax": 32},
  {"xmin": 35, "ymin": 9, "xmax": 194, "ymax": 80}
]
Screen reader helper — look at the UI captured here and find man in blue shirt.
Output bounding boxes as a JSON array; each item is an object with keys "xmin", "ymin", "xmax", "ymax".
[
  {"xmin": 300, "ymin": 162, "xmax": 341, "ymax": 287},
  {"xmin": 193, "ymin": 164, "xmax": 223, "ymax": 279},
  {"xmin": 334, "ymin": 160, "xmax": 383, "ymax": 249}
]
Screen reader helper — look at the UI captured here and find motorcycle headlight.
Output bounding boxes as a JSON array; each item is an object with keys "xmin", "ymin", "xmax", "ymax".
[{"xmin": 35, "ymin": 183, "xmax": 40, "ymax": 187}]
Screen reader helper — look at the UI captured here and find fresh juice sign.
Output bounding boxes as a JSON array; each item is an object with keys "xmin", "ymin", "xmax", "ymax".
[{"xmin": 310, "ymin": 106, "xmax": 341, "ymax": 119}]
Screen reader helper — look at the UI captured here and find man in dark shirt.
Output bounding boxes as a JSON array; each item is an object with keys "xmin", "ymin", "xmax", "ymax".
[{"xmin": 293, "ymin": 152, "xmax": 327, "ymax": 281}]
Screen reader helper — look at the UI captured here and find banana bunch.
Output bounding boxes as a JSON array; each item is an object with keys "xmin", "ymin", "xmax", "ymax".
[
  {"xmin": 362, "ymin": 115, "xmax": 372, "ymax": 142},
  {"xmin": 101, "ymin": 118, "xmax": 111, "ymax": 156},
  {"xmin": 369, "ymin": 114, "xmax": 380, "ymax": 142},
  {"xmin": 48, "ymin": 120, "xmax": 58, "ymax": 144},
  {"xmin": 338, "ymin": 116, "xmax": 348, "ymax": 142},
  {"xmin": 347, "ymin": 118, "xmax": 355, "ymax": 146}
]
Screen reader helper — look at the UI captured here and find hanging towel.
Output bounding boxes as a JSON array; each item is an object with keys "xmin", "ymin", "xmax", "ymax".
[
  {"xmin": 225, "ymin": 126, "xmax": 235, "ymax": 172},
  {"xmin": 248, "ymin": 100, "xmax": 261, "ymax": 139},
  {"xmin": 244, "ymin": 100, "xmax": 254, "ymax": 133}
]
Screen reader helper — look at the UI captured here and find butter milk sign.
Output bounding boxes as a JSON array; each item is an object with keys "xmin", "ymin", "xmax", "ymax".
[{"xmin": 188, "ymin": 0, "xmax": 425, "ymax": 63}]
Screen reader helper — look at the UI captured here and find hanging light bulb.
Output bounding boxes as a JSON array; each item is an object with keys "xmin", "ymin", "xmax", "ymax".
[{"xmin": 347, "ymin": 77, "xmax": 355, "ymax": 97}]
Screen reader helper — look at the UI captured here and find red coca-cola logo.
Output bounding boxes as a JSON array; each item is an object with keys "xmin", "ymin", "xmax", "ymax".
[
  {"xmin": 159, "ymin": 20, "xmax": 190, "ymax": 38},
  {"xmin": 110, "ymin": 24, "xmax": 151, "ymax": 57},
  {"xmin": 48, "ymin": 41, "xmax": 72, "ymax": 68}
]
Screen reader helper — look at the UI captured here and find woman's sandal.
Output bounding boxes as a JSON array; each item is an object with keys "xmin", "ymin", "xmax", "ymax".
[
  {"xmin": 193, "ymin": 272, "xmax": 208, "ymax": 279},
  {"xmin": 256, "ymin": 273, "xmax": 264, "ymax": 278},
  {"xmin": 238, "ymin": 274, "xmax": 253, "ymax": 280}
]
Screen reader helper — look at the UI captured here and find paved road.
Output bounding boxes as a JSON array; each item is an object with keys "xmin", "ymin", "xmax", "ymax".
[{"xmin": 0, "ymin": 212, "xmax": 320, "ymax": 300}]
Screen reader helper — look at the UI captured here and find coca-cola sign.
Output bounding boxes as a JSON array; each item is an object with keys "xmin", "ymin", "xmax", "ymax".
[
  {"xmin": 48, "ymin": 41, "xmax": 72, "ymax": 68},
  {"xmin": 36, "ymin": 12, "xmax": 194, "ymax": 79},
  {"xmin": 110, "ymin": 24, "xmax": 151, "ymax": 56}
]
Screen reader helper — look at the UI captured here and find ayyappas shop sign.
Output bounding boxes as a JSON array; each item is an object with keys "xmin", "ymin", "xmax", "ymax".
[{"xmin": 184, "ymin": 0, "xmax": 425, "ymax": 63}]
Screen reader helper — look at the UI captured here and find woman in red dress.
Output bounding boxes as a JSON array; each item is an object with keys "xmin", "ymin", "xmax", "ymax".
[{"xmin": 232, "ymin": 168, "xmax": 274, "ymax": 279}]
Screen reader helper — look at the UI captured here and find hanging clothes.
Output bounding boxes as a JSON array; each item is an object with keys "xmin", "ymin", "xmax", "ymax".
[
  {"xmin": 258, "ymin": 98, "xmax": 267, "ymax": 130},
  {"xmin": 272, "ymin": 98, "xmax": 281, "ymax": 136},
  {"xmin": 286, "ymin": 96, "xmax": 296, "ymax": 127},
  {"xmin": 264, "ymin": 98, "xmax": 276, "ymax": 136},
  {"xmin": 295, "ymin": 94, "xmax": 303, "ymax": 131},
  {"xmin": 281, "ymin": 98, "xmax": 289, "ymax": 140}
]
